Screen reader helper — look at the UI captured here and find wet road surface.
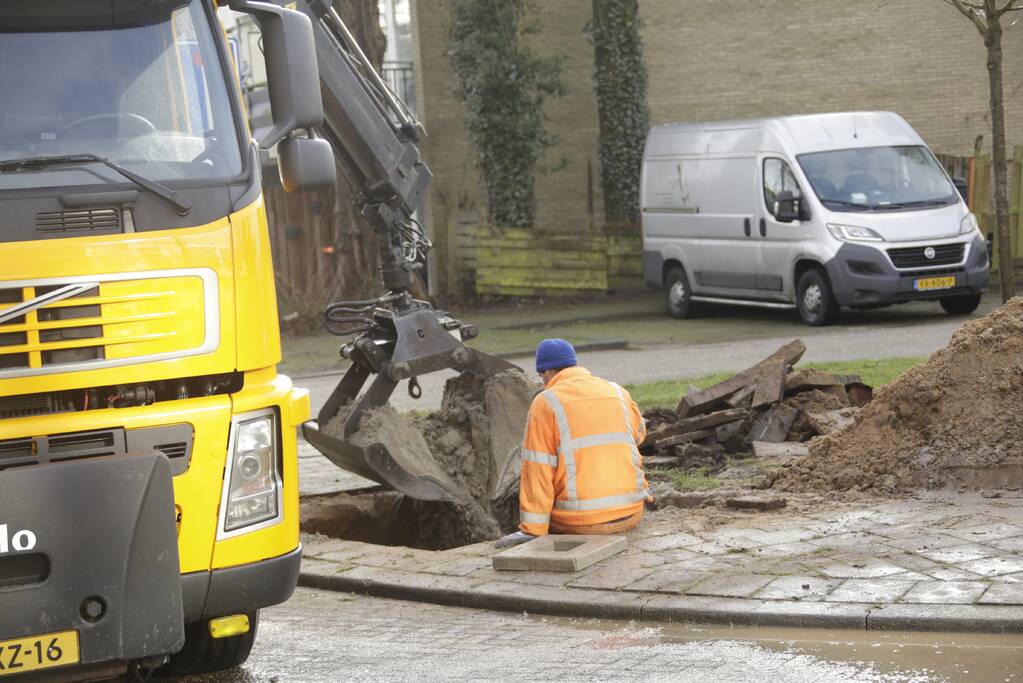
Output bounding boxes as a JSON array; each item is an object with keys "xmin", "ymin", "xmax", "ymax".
[{"xmin": 175, "ymin": 588, "xmax": 1023, "ymax": 682}]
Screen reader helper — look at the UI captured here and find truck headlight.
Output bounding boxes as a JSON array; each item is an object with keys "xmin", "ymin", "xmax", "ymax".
[
  {"xmin": 827, "ymin": 223, "xmax": 884, "ymax": 242},
  {"xmin": 960, "ymin": 212, "xmax": 979, "ymax": 235},
  {"xmin": 221, "ymin": 410, "xmax": 281, "ymax": 534}
]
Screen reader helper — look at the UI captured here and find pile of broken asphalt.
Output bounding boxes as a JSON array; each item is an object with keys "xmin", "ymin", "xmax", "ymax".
[{"xmin": 301, "ymin": 491, "xmax": 1023, "ymax": 633}]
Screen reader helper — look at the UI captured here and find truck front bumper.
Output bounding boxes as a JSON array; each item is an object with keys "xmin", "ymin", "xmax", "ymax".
[
  {"xmin": 824, "ymin": 234, "xmax": 990, "ymax": 307},
  {"xmin": 181, "ymin": 546, "xmax": 301, "ymax": 622}
]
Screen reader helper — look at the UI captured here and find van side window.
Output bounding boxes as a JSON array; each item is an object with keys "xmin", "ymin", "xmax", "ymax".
[{"xmin": 763, "ymin": 158, "xmax": 802, "ymax": 216}]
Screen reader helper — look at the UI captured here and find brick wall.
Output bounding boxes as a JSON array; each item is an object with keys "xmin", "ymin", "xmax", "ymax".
[{"xmin": 411, "ymin": 0, "xmax": 1023, "ymax": 295}]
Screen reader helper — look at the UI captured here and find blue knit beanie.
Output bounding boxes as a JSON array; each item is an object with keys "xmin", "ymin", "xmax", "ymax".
[{"xmin": 535, "ymin": 338, "xmax": 577, "ymax": 373}]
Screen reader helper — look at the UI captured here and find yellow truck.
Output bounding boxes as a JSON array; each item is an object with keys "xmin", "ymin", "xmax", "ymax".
[
  {"xmin": 0, "ymin": 0, "xmax": 511, "ymax": 677},
  {"xmin": 0, "ymin": 0, "xmax": 340, "ymax": 678}
]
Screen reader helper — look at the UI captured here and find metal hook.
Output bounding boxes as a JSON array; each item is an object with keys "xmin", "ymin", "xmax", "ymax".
[{"xmin": 408, "ymin": 376, "xmax": 422, "ymax": 400}]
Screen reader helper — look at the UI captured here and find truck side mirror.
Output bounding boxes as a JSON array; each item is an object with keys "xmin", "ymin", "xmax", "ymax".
[
  {"xmin": 278, "ymin": 136, "xmax": 335, "ymax": 192},
  {"xmin": 953, "ymin": 176, "xmax": 969, "ymax": 202},
  {"xmin": 229, "ymin": 0, "xmax": 324, "ymax": 149},
  {"xmin": 774, "ymin": 190, "xmax": 808, "ymax": 223},
  {"xmin": 231, "ymin": 0, "xmax": 336, "ymax": 191}
]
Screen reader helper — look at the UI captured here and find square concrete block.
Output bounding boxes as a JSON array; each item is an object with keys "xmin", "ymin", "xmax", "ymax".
[{"xmin": 492, "ymin": 535, "xmax": 627, "ymax": 572}]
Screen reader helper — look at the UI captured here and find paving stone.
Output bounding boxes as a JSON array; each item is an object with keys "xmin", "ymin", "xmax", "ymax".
[
  {"xmin": 918, "ymin": 543, "xmax": 995, "ymax": 564},
  {"xmin": 746, "ymin": 541, "xmax": 820, "ymax": 559},
  {"xmin": 901, "ymin": 581, "xmax": 989, "ymax": 604},
  {"xmin": 879, "ymin": 551, "xmax": 946, "ymax": 574},
  {"xmin": 819, "ymin": 560, "xmax": 913, "ymax": 579},
  {"xmin": 945, "ymin": 523, "xmax": 1023, "ymax": 543},
  {"xmin": 825, "ymin": 579, "xmax": 917, "ymax": 604},
  {"xmin": 685, "ymin": 573, "xmax": 775, "ymax": 598},
  {"xmin": 493, "ymin": 535, "xmax": 627, "ymax": 572},
  {"xmin": 754, "ymin": 576, "xmax": 842, "ymax": 601},
  {"xmin": 509, "ymin": 571, "xmax": 578, "ymax": 587},
  {"xmin": 805, "ymin": 531, "xmax": 880, "ymax": 551},
  {"xmin": 881, "ymin": 532, "xmax": 967, "ymax": 554},
  {"xmin": 632, "ymin": 532, "xmax": 704, "ymax": 552},
  {"xmin": 979, "ymin": 582, "xmax": 1023, "ymax": 605},
  {"xmin": 624, "ymin": 567, "xmax": 711, "ymax": 593},
  {"xmin": 990, "ymin": 572, "xmax": 1023, "ymax": 583},
  {"xmin": 656, "ymin": 547, "xmax": 704, "ymax": 563},
  {"xmin": 568, "ymin": 564, "xmax": 659, "ymax": 590},
  {"xmin": 423, "ymin": 556, "xmax": 493, "ymax": 577},
  {"xmin": 958, "ymin": 556, "xmax": 1023, "ymax": 577},
  {"xmin": 926, "ymin": 566, "xmax": 986, "ymax": 581},
  {"xmin": 988, "ymin": 536, "xmax": 1023, "ymax": 553}
]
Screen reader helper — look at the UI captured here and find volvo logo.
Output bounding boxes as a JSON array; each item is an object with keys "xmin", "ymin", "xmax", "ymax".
[
  {"xmin": 924, "ymin": 247, "xmax": 936, "ymax": 260},
  {"xmin": 0, "ymin": 524, "xmax": 37, "ymax": 554}
]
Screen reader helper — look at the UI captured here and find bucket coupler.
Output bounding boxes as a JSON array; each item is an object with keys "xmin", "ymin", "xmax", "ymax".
[{"xmin": 301, "ymin": 302, "xmax": 521, "ymax": 501}]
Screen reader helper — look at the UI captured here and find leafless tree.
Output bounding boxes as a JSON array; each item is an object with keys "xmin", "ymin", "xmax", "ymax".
[{"xmin": 944, "ymin": 0, "xmax": 1023, "ymax": 301}]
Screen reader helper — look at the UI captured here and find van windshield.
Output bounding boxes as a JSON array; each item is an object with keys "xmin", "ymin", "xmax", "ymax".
[
  {"xmin": 0, "ymin": 0, "xmax": 243, "ymax": 191},
  {"xmin": 796, "ymin": 146, "xmax": 958, "ymax": 212}
]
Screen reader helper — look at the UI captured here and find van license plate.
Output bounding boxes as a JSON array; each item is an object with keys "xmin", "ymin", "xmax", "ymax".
[
  {"xmin": 0, "ymin": 630, "xmax": 79, "ymax": 676},
  {"xmin": 914, "ymin": 276, "xmax": 956, "ymax": 292}
]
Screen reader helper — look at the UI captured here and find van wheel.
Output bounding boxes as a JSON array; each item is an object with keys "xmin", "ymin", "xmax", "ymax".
[
  {"xmin": 796, "ymin": 269, "xmax": 839, "ymax": 326},
  {"xmin": 940, "ymin": 293, "xmax": 982, "ymax": 315},
  {"xmin": 154, "ymin": 612, "xmax": 259, "ymax": 677},
  {"xmin": 664, "ymin": 266, "xmax": 695, "ymax": 319}
]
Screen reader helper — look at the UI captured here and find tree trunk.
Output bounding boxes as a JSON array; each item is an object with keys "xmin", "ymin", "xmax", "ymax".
[{"xmin": 986, "ymin": 4, "xmax": 1016, "ymax": 301}]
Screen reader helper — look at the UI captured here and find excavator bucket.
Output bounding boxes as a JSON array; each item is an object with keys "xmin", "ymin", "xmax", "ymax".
[{"xmin": 302, "ymin": 302, "xmax": 524, "ymax": 502}]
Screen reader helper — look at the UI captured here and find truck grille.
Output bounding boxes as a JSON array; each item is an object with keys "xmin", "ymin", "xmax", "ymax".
[
  {"xmin": 0, "ymin": 425, "xmax": 193, "ymax": 475},
  {"xmin": 35, "ymin": 208, "xmax": 120, "ymax": 233},
  {"xmin": 887, "ymin": 243, "xmax": 965, "ymax": 269},
  {"xmin": 0, "ymin": 269, "xmax": 218, "ymax": 379}
]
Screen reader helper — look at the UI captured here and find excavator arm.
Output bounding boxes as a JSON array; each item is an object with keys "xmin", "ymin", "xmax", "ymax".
[{"xmin": 283, "ymin": 1, "xmax": 522, "ymax": 501}]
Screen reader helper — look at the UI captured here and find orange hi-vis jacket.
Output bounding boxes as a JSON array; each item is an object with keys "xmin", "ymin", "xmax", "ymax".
[{"xmin": 519, "ymin": 366, "xmax": 649, "ymax": 536}]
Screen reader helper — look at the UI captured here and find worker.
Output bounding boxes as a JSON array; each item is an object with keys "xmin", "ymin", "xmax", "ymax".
[{"xmin": 496, "ymin": 339, "xmax": 649, "ymax": 549}]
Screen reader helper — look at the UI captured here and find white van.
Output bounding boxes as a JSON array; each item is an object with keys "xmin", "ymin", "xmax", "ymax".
[{"xmin": 641, "ymin": 112, "xmax": 989, "ymax": 325}]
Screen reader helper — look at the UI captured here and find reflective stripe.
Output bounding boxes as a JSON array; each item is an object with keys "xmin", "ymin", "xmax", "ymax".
[
  {"xmin": 570, "ymin": 432, "xmax": 633, "ymax": 450},
  {"xmin": 522, "ymin": 449, "xmax": 558, "ymax": 467},
  {"xmin": 611, "ymin": 383, "xmax": 646, "ymax": 493},
  {"xmin": 553, "ymin": 489, "xmax": 651, "ymax": 511},
  {"xmin": 541, "ymin": 390, "xmax": 577, "ymax": 500},
  {"xmin": 520, "ymin": 510, "xmax": 551, "ymax": 524}
]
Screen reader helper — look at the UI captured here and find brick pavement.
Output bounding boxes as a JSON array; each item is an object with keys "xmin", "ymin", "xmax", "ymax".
[{"xmin": 301, "ymin": 493, "xmax": 1023, "ymax": 631}]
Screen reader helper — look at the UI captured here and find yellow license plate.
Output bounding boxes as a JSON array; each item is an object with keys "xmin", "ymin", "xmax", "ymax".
[
  {"xmin": 914, "ymin": 275, "xmax": 956, "ymax": 291},
  {"xmin": 0, "ymin": 630, "xmax": 79, "ymax": 676}
]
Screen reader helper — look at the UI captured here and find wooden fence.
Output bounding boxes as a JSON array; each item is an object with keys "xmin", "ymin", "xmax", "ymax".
[{"xmin": 937, "ymin": 146, "xmax": 1023, "ymax": 272}]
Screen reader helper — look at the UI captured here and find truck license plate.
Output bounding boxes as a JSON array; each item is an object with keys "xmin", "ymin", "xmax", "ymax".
[
  {"xmin": 914, "ymin": 276, "xmax": 956, "ymax": 292},
  {"xmin": 0, "ymin": 630, "xmax": 79, "ymax": 676}
]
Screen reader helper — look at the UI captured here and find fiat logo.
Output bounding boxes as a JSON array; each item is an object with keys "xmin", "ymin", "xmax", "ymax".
[{"xmin": 924, "ymin": 247, "xmax": 936, "ymax": 260}]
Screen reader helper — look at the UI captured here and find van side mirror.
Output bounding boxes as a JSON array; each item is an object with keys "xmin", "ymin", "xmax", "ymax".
[
  {"xmin": 953, "ymin": 176, "xmax": 969, "ymax": 202},
  {"xmin": 774, "ymin": 190, "xmax": 808, "ymax": 223},
  {"xmin": 230, "ymin": 0, "xmax": 324, "ymax": 149}
]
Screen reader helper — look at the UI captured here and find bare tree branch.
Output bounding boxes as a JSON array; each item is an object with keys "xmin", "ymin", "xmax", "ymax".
[
  {"xmin": 998, "ymin": 0, "xmax": 1023, "ymax": 15},
  {"xmin": 945, "ymin": 0, "xmax": 990, "ymax": 33}
]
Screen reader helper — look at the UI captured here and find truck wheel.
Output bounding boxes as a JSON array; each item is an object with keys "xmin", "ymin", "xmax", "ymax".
[
  {"xmin": 940, "ymin": 293, "xmax": 982, "ymax": 315},
  {"xmin": 664, "ymin": 265, "xmax": 695, "ymax": 319},
  {"xmin": 796, "ymin": 269, "xmax": 839, "ymax": 326},
  {"xmin": 155, "ymin": 611, "xmax": 259, "ymax": 677}
]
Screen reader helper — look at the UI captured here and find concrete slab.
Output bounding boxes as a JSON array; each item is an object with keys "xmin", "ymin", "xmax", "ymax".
[
  {"xmin": 979, "ymin": 582, "xmax": 1023, "ymax": 605},
  {"xmin": 902, "ymin": 581, "xmax": 989, "ymax": 604},
  {"xmin": 754, "ymin": 576, "xmax": 842, "ymax": 601},
  {"xmin": 685, "ymin": 573, "xmax": 775, "ymax": 598},
  {"xmin": 825, "ymin": 578, "xmax": 917, "ymax": 604},
  {"xmin": 493, "ymin": 535, "xmax": 626, "ymax": 572},
  {"xmin": 958, "ymin": 556, "xmax": 1023, "ymax": 577}
]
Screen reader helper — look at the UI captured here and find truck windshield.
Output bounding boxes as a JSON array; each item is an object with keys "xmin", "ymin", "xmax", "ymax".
[
  {"xmin": 797, "ymin": 146, "xmax": 958, "ymax": 212},
  {"xmin": 0, "ymin": 0, "xmax": 243, "ymax": 191}
]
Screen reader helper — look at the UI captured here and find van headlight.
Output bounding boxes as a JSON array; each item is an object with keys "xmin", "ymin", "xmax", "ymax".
[
  {"xmin": 960, "ymin": 212, "xmax": 979, "ymax": 235},
  {"xmin": 827, "ymin": 223, "xmax": 884, "ymax": 242},
  {"xmin": 221, "ymin": 410, "xmax": 281, "ymax": 535}
]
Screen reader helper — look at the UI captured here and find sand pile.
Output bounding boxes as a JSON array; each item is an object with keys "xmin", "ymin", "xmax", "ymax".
[
  {"xmin": 322, "ymin": 370, "xmax": 539, "ymax": 549},
  {"xmin": 775, "ymin": 297, "xmax": 1023, "ymax": 493}
]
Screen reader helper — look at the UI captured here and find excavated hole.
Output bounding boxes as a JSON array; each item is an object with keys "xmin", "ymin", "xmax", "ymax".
[{"xmin": 305, "ymin": 370, "xmax": 540, "ymax": 551}]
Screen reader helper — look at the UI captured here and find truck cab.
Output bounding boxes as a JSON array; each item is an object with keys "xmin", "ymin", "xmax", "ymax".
[{"xmin": 0, "ymin": 0, "xmax": 325, "ymax": 678}]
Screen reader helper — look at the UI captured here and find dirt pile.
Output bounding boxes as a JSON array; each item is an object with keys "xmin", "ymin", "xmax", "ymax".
[
  {"xmin": 320, "ymin": 370, "xmax": 540, "ymax": 549},
  {"xmin": 775, "ymin": 297, "xmax": 1023, "ymax": 493}
]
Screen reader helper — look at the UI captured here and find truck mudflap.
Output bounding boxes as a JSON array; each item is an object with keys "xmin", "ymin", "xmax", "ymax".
[{"xmin": 0, "ymin": 453, "xmax": 184, "ymax": 674}]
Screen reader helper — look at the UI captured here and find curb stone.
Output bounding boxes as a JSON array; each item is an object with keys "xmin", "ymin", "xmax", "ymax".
[{"xmin": 298, "ymin": 561, "xmax": 1023, "ymax": 633}]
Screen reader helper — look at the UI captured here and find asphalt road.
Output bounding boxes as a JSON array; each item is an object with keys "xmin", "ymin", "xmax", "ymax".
[
  {"xmin": 298, "ymin": 303, "xmax": 984, "ymax": 415},
  {"xmin": 177, "ymin": 588, "xmax": 1021, "ymax": 682}
]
